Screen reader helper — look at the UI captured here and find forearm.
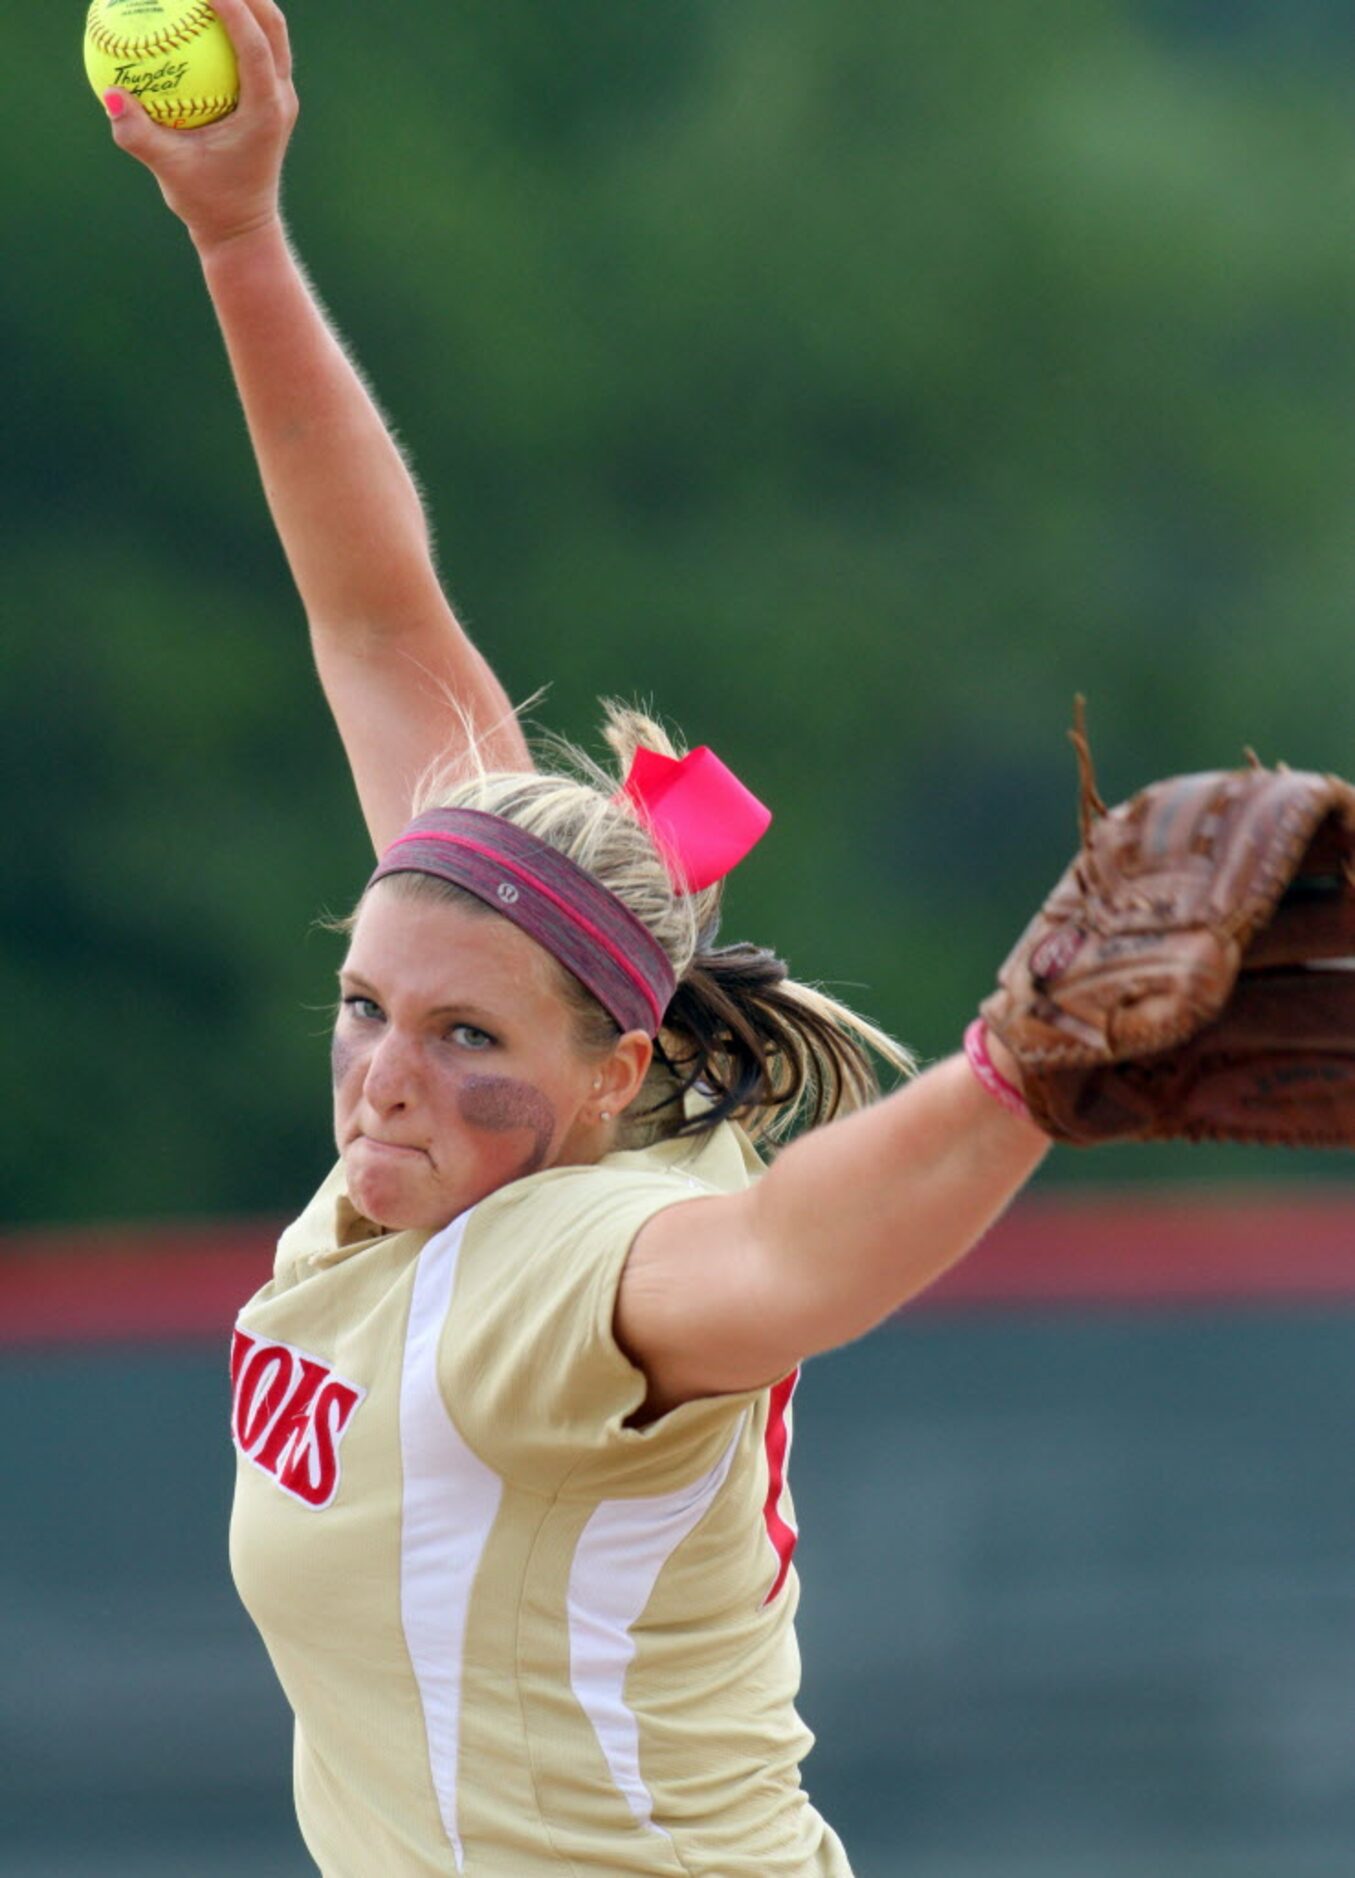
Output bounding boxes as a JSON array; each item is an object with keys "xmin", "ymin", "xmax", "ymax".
[
  {"xmin": 751, "ymin": 1053, "xmax": 1050, "ymax": 1354},
  {"xmin": 623, "ymin": 1050, "xmax": 1050, "ymax": 1410},
  {"xmin": 106, "ymin": 0, "xmax": 530, "ymax": 849},
  {"xmin": 195, "ymin": 215, "xmax": 529, "ymax": 840},
  {"xmin": 196, "ymin": 217, "xmax": 444, "ymax": 640}
]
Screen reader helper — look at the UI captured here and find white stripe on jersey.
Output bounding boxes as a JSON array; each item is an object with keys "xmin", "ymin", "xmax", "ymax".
[
  {"xmin": 399, "ymin": 1215, "xmax": 503, "ymax": 1873},
  {"xmin": 566, "ymin": 1417, "xmax": 746, "ymax": 1832}
]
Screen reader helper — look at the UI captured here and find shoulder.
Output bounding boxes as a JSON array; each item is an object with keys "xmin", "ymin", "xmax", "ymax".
[
  {"xmin": 433, "ymin": 1125, "xmax": 767, "ymax": 1487},
  {"xmin": 463, "ymin": 1121, "xmax": 763, "ymax": 1271}
]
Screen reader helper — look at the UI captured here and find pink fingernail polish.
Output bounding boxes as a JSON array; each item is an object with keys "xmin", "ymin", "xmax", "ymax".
[{"xmin": 104, "ymin": 89, "xmax": 126, "ymax": 119}]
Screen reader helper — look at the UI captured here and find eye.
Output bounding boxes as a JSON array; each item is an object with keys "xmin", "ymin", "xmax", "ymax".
[
  {"xmin": 449, "ymin": 1023, "xmax": 496, "ymax": 1051},
  {"xmin": 341, "ymin": 994, "xmax": 384, "ymax": 1023}
]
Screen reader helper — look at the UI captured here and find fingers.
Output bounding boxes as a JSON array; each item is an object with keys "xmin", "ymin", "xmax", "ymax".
[
  {"xmin": 103, "ymin": 86, "xmax": 175, "ymax": 166},
  {"xmin": 247, "ymin": 0, "xmax": 294, "ymax": 84},
  {"xmin": 208, "ymin": 0, "xmax": 294, "ymax": 99}
]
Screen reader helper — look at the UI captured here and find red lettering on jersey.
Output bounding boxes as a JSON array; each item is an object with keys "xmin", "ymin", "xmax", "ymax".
[
  {"xmin": 229, "ymin": 1326, "xmax": 366, "ymax": 1511},
  {"xmin": 253, "ymin": 1358, "xmax": 330, "ymax": 1476},
  {"xmin": 229, "ymin": 1327, "xmax": 256, "ymax": 1392},
  {"xmin": 761, "ymin": 1367, "xmax": 800, "ymax": 1605},
  {"xmin": 277, "ymin": 1377, "xmax": 362, "ymax": 1508},
  {"xmin": 235, "ymin": 1342, "xmax": 296, "ymax": 1452}
]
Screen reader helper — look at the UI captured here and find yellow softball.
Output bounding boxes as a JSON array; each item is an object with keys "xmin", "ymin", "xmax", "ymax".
[{"xmin": 85, "ymin": 0, "xmax": 239, "ymax": 130}]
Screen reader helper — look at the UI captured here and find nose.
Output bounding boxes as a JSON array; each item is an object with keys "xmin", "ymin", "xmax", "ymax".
[{"xmin": 361, "ymin": 1025, "xmax": 422, "ymax": 1114}]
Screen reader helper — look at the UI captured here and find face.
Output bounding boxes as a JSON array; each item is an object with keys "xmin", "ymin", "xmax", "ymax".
[{"xmin": 333, "ymin": 884, "xmax": 643, "ymax": 1233}]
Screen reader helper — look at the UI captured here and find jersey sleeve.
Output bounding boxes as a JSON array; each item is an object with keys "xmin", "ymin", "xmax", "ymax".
[{"xmin": 440, "ymin": 1160, "xmax": 764, "ymax": 1497}]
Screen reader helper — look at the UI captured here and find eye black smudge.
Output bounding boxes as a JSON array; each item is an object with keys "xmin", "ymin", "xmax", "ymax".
[
  {"xmin": 331, "ymin": 1031, "xmax": 358, "ymax": 1090},
  {"xmin": 457, "ymin": 1075, "xmax": 556, "ymax": 1176}
]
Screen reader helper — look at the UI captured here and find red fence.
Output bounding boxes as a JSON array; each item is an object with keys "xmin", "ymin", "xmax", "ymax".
[{"xmin": 3, "ymin": 1188, "xmax": 1353, "ymax": 1346}]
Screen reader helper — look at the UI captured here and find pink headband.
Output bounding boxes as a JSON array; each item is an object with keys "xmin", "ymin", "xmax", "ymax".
[
  {"xmin": 369, "ymin": 808, "xmax": 675, "ymax": 1034},
  {"xmin": 367, "ymin": 748, "xmax": 771, "ymax": 1037}
]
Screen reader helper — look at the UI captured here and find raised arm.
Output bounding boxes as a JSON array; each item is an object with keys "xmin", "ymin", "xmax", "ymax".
[
  {"xmin": 618, "ymin": 1041, "xmax": 1049, "ymax": 1416},
  {"xmin": 104, "ymin": 0, "xmax": 530, "ymax": 853}
]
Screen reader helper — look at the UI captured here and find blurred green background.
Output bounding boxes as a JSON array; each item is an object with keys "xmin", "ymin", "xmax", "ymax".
[
  {"xmin": 5, "ymin": 5, "xmax": 1355, "ymax": 1876},
  {"xmin": 6, "ymin": 0, "xmax": 1354, "ymax": 1224}
]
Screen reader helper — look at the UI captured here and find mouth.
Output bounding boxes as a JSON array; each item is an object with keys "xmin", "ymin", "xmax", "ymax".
[{"xmin": 354, "ymin": 1134, "xmax": 430, "ymax": 1163}]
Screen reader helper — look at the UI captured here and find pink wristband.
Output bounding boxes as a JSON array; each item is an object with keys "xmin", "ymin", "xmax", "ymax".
[{"xmin": 963, "ymin": 1019, "xmax": 1031, "ymax": 1121}]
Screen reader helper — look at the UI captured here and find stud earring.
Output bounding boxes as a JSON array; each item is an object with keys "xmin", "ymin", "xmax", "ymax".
[{"xmin": 600, "ymin": 1110, "xmax": 613, "ymax": 1123}]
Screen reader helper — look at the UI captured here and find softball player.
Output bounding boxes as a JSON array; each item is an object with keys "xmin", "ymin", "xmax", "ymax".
[{"xmin": 105, "ymin": 5, "xmax": 1051, "ymax": 1871}]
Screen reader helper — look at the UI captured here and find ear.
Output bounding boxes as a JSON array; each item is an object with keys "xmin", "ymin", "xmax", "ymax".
[{"xmin": 594, "ymin": 1031, "xmax": 654, "ymax": 1121}]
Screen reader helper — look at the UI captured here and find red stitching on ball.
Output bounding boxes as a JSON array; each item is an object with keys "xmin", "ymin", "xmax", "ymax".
[
  {"xmin": 141, "ymin": 93, "xmax": 237, "ymax": 124},
  {"xmin": 87, "ymin": 2, "xmax": 217, "ymax": 63}
]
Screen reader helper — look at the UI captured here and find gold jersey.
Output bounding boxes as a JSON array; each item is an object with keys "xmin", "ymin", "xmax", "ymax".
[{"xmin": 229, "ymin": 1123, "xmax": 853, "ymax": 1876}]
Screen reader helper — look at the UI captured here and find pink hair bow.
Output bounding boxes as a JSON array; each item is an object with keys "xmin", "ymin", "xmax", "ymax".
[{"xmin": 619, "ymin": 746, "xmax": 772, "ymax": 892}]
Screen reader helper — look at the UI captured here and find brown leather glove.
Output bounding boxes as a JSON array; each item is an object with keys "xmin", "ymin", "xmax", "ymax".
[{"xmin": 982, "ymin": 721, "xmax": 1355, "ymax": 1145}]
